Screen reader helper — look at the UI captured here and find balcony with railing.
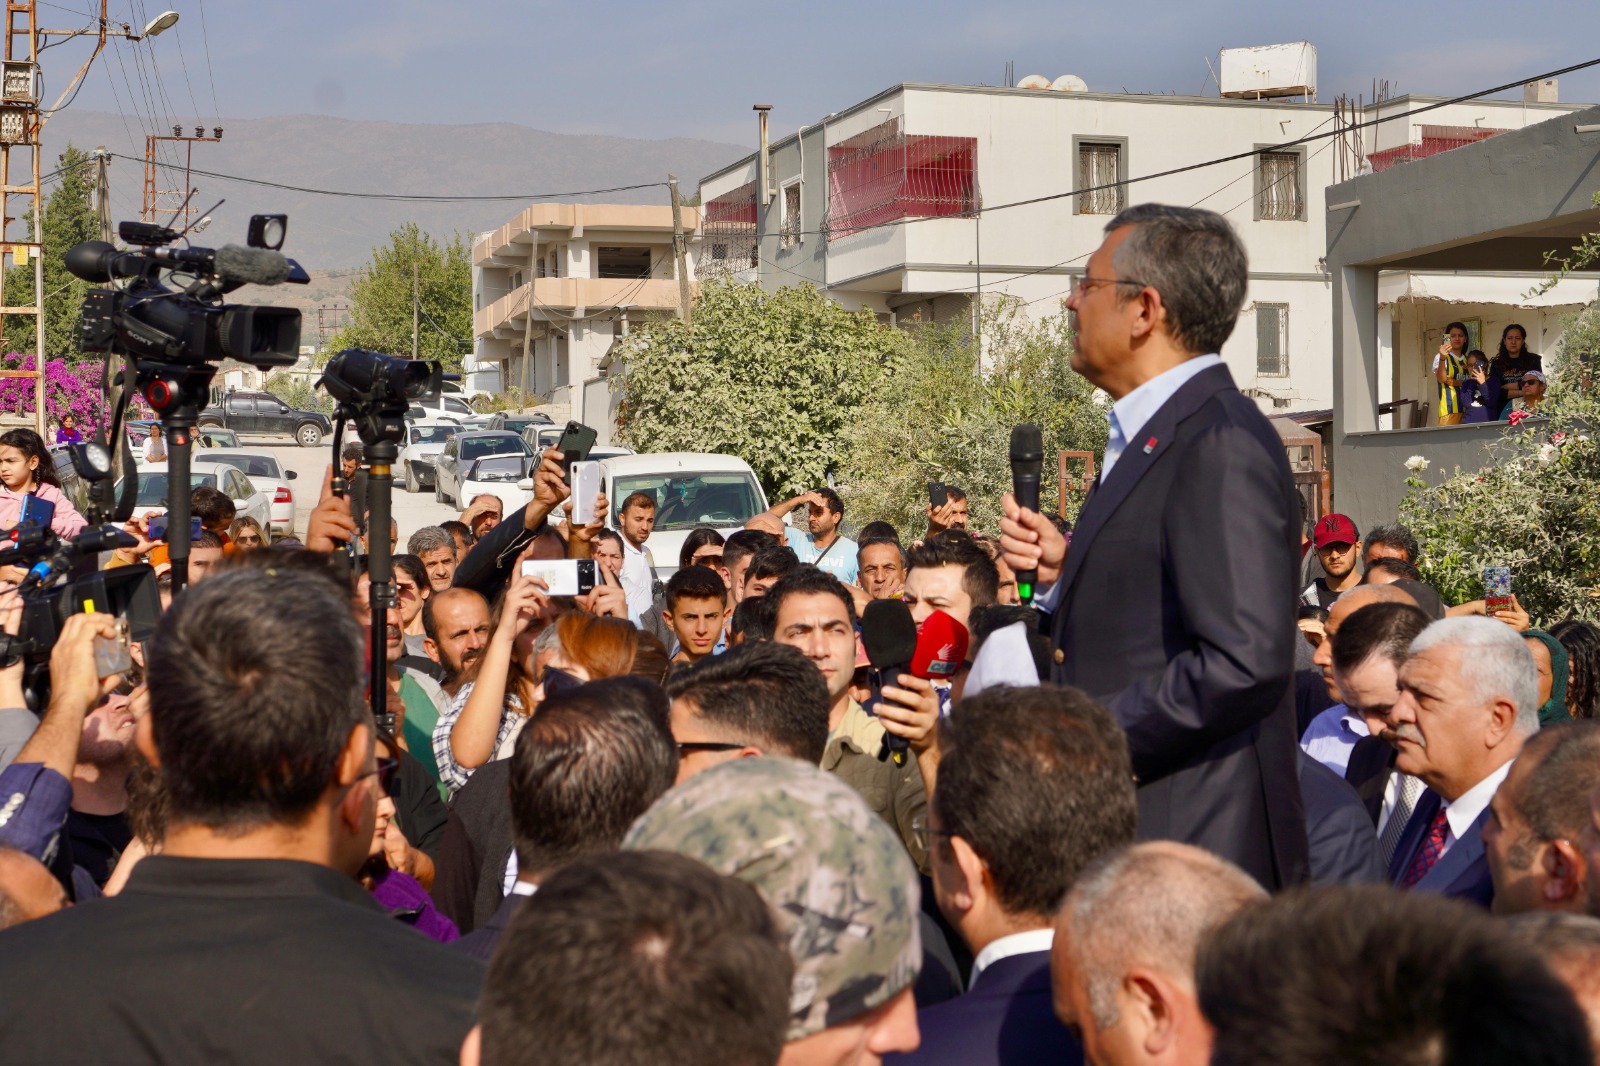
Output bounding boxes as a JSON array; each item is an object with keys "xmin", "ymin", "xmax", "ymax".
[
  {"xmin": 824, "ymin": 118, "xmax": 979, "ymax": 240},
  {"xmin": 1366, "ymin": 124, "xmax": 1509, "ymax": 173}
]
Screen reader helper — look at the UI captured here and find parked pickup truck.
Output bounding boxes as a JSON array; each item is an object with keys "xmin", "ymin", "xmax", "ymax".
[{"xmin": 198, "ymin": 391, "xmax": 332, "ymax": 447}]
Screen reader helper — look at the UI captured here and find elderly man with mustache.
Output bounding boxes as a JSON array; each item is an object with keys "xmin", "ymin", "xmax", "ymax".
[{"xmin": 1383, "ymin": 616, "xmax": 1540, "ymax": 908}]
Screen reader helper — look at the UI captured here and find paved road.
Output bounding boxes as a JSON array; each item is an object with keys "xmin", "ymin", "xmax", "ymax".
[{"xmin": 244, "ymin": 440, "xmax": 462, "ymax": 543}]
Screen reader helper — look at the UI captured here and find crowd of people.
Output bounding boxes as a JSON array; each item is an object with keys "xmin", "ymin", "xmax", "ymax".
[
  {"xmin": 0, "ymin": 202, "xmax": 1598, "ymax": 1066},
  {"xmin": 1434, "ymin": 321, "xmax": 1547, "ymax": 425}
]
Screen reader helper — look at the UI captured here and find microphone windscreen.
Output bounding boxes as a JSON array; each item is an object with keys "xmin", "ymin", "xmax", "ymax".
[
  {"xmin": 65, "ymin": 240, "xmax": 118, "ymax": 283},
  {"xmin": 214, "ymin": 244, "xmax": 291, "ymax": 286},
  {"xmin": 1009, "ymin": 423, "xmax": 1044, "ymax": 466},
  {"xmin": 861, "ymin": 598, "xmax": 918, "ymax": 672},
  {"xmin": 911, "ymin": 610, "xmax": 970, "ymax": 680}
]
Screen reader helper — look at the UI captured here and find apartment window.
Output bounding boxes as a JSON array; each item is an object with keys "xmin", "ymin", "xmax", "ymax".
[
  {"xmin": 1076, "ymin": 141, "xmax": 1125, "ymax": 215},
  {"xmin": 596, "ymin": 246, "xmax": 652, "ymax": 279},
  {"xmin": 1256, "ymin": 150, "xmax": 1304, "ymax": 221},
  {"xmin": 781, "ymin": 181, "xmax": 802, "ymax": 248},
  {"xmin": 1256, "ymin": 303, "xmax": 1289, "ymax": 377}
]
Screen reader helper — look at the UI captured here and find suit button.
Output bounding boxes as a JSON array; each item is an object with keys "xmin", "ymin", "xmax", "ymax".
[{"xmin": 1053, "ymin": 649, "xmax": 1065, "ymax": 665}]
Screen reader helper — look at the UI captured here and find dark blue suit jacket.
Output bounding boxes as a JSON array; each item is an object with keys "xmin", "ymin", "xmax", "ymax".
[
  {"xmin": 1298, "ymin": 750, "xmax": 1384, "ymax": 886},
  {"xmin": 1387, "ymin": 788, "xmax": 1495, "ymax": 908},
  {"xmin": 452, "ymin": 890, "xmax": 522, "ymax": 963},
  {"xmin": 886, "ymin": 949, "xmax": 1081, "ymax": 1066}
]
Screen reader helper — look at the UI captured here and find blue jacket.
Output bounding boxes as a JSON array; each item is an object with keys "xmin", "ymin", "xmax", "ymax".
[
  {"xmin": 1387, "ymin": 788, "xmax": 1494, "ymax": 907},
  {"xmin": 887, "ymin": 949, "xmax": 1081, "ymax": 1066}
]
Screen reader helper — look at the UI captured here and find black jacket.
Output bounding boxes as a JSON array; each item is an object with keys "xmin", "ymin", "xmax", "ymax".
[
  {"xmin": 431, "ymin": 758, "xmax": 514, "ymax": 934},
  {"xmin": 1048, "ymin": 364, "xmax": 1310, "ymax": 889},
  {"xmin": 452, "ymin": 504, "xmax": 565, "ymax": 599},
  {"xmin": 0, "ymin": 856, "xmax": 482, "ymax": 1064}
]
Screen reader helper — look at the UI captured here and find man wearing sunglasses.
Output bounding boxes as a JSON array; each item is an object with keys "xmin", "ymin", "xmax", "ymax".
[
  {"xmin": 0, "ymin": 563, "xmax": 484, "ymax": 1063},
  {"xmin": 665, "ymin": 641, "xmax": 829, "ymax": 784}
]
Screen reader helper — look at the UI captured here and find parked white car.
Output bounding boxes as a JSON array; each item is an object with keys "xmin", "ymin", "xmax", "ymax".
[
  {"xmin": 133, "ymin": 460, "xmax": 274, "ymax": 536},
  {"xmin": 399, "ymin": 422, "xmax": 464, "ymax": 493},
  {"xmin": 454, "ymin": 453, "xmax": 536, "ymax": 515},
  {"xmin": 596, "ymin": 453, "xmax": 769, "ymax": 579},
  {"xmin": 199, "ymin": 450, "xmax": 299, "ymax": 535},
  {"xmin": 408, "ymin": 395, "xmax": 491, "ymax": 429}
]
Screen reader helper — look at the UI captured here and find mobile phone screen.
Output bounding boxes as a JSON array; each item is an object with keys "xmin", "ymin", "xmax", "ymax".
[{"xmin": 1484, "ymin": 565, "xmax": 1513, "ymax": 613}]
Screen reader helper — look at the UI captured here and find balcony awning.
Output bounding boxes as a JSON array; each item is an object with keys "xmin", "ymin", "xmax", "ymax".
[{"xmin": 1377, "ymin": 271, "xmax": 1599, "ymax": 309}]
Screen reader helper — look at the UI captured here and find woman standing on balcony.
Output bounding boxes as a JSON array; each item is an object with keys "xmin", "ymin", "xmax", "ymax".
[
  {"xmin": 1490, "ymin": 323, "xmax": 1542, "ymax": 420},
  {"xmin": 1432, "ymin": 321, "xmax": 1469, "ymax": 425}
]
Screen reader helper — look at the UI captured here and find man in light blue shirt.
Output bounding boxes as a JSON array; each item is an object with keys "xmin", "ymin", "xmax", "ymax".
[{"xmin": 764, "ymin": 487, "xmax": 859, "ymax": 585}]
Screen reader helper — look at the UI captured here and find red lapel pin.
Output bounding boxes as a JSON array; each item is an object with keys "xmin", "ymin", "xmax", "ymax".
[{"xmin": 1143, "ymin": 436, "xmax": 1158, "ymax": 454}]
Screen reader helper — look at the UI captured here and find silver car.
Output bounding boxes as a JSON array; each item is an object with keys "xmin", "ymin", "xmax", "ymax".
[{"xmin": 399, "ymin": 422, "xmax": 464, "ymax": 492}]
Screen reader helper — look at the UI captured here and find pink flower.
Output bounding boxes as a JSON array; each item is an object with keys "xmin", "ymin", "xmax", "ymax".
[
  {"xmin": 1509, "ymin": 410, "xmax": 1531, "ymax": 426},
  {"xmin": 1552, "ymin": 432, "xmax": 1568, "ymax": 445}
]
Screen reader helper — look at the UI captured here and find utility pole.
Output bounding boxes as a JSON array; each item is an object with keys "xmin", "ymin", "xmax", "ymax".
[
  {"xmin": 668, "ymin": 174, "xmax": 691, "ymax": 325},
  {"xmin": 411, "ymin": 259, "xmax": 419, "ymax": 359},
  {"xmin": 92, "ymin": 146, "xmax": 111, "ymax": 241},
  {"xmin": 141, "ymin": 126, "xmax": 223, "ymax": 228}
]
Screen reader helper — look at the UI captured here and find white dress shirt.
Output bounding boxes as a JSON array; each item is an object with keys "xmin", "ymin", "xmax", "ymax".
[
  {"xmin": 1300, "ymin": 705, "xmax": 1370, "ymax": 775},
  {"xmin": 620, "ymin": 538, "xmax": 655, "ymax": 621},
  {"xmin": 1437, "ymin": 758, "xmax": 1514, "ymax": 859},
  {"xmin": 969, "ymin": 928, "xmax": 1055, "ymax": 985}
]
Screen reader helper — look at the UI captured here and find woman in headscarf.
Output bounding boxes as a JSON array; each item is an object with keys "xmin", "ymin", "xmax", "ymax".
[{"xmin": 1523, "ymin": 629, "xmax": 1571, "ymax": 727}]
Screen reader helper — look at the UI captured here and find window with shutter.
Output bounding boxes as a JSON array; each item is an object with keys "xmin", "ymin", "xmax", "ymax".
[
  {"xmin": 1077, "ymin": 143, "xmax": 1124, "ymax": 215},
  {"xmin": 1257, "ymin": 152, "xmax": 1303, "ymax": 221},
  {"xmin": 1256, "ymin": 303, "xmax": 1289, "ymax": 376}
]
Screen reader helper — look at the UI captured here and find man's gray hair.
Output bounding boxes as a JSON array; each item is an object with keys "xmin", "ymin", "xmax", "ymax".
[
  {"xmin": 1059, "ymin": 842, "xmax": 1266, "ymax": 1030},
  {"xmin": 1106, "ymin": 204, "xmax": 1249, "ymax": 356},
  {"xmin": 407, "ymin": 525, "xmax": 456, "ymax": 559},
  {"xmin": 1410, "ymin": 617, "xmax": 1539, "ymax": 737}
]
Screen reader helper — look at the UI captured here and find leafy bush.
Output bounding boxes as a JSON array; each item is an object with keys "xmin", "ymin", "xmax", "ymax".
[
  {"xmin": 1399, "ymin": 307, "xmax": 1600, "ymax": 623},
  {"xmin": 264, "ymin": 373, "xmax": 334, "ymax": 415},
  {"xmin": 836, "ymin": 303, "xmax": 1108, "ymax": 535}
]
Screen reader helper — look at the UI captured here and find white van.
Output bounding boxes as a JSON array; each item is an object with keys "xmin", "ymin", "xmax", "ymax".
[{"xmin": 599, "ymin": 452, "xmax": 769, "ymax": 579}]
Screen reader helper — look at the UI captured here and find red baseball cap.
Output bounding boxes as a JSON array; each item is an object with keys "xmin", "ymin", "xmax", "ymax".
[{"xmin": 1313, "ymin": 513, "xmax": 1359, "ymax": 549}]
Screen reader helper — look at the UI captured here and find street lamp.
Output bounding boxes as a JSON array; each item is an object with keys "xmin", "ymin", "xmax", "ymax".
[{"xmin": 134, "ymin": 10, "xmax": 179, "ymax": 40}]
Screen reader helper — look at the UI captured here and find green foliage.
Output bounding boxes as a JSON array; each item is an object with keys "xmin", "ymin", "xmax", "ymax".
[
  {"xmin": 1399, "ymin": 307, "xmax": 1600, "ymax": 623},
  {"xmin": 614, "ymin": 279, "xmax": 910, "ymax": 499},
  {"xmin": 325, "ymin": 223, "xmax": 472, "ymax": 372},
  {"xmin": 470, "ymin": 388, "xmax": 533, "ymax": 414},
  {"xmin": 264, "ymin": 372, "xmax": 334, "ymax": 415},
  {"xmin": 3, "ymin": 146, "xmax": 98, "ymax": 360},
  {"xmin": 837, "ymin": 302, "xmax": 1108, "ymax": 535}
]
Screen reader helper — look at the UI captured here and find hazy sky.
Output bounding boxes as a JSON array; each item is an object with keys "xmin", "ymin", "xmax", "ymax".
[{"xmin": 48, "ymin": 0, "xmax": 1600, "ymax": 147}]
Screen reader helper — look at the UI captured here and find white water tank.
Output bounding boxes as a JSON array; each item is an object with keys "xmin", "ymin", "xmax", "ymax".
[
  {"xmin": 1016, "ymin": 74, "xmax": 1051, "ymax": 89},
  {"xmin": 1219, "ymin": 43, "xmax": 1317, "ymax": 100},
  {"xmin": 1051, "ymin": 74, "xmax": 1089, "ymax": 92}
]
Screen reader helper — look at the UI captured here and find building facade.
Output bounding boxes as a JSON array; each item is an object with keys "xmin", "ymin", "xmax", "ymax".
[
  {"xmin": 469, "ymin": 203, "xmax": 696, "ymax": 432},
  {"xmin": 697, "ymin": 81, "xmax": 1587, "ymax": 417}
]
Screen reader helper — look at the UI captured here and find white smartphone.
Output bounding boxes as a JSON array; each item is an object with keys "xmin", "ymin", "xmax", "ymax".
[
  {"xmin": 520, "ymin": 558, "xmax": 598, "ymax": 597},
  {"xmin": 570, "ymin": 461, "xmax": 600, "ymax": 525}
]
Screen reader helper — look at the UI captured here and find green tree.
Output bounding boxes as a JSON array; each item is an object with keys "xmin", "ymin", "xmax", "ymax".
[
  {"xmin": 615, "ymin": 279, "xmax": 911, "ymax": 499},
  {"xmin": 3, "ymin": 145, "xmax": 98, "ymax": 360},
  {"xmin": 837, "ymin": 301, "xmax": 1109, "ymax": 535},
  {"xmin": 325, "ymin": 223, "xmax": 472, "ymax": 371}
]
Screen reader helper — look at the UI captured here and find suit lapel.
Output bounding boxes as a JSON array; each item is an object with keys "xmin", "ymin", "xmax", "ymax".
[
  {"xmin": 1418, "ymin": 807, "xmax": 1488, "ymax": 892},
  {"xmin": 1055, "ymin": 365, "xmax": 1237, "ymax": 598}
]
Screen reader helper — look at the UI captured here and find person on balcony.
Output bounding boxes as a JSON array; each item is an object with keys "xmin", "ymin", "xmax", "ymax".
[
  {"xmin": 1433, "ymin": 322, "xmax": 1469, "ymax": 426},
  {"xmin": 1459, "ymin": 351, "xmax": 1502, "ymax": 425},
  {"xmin": 1490, "ymin": 324, "xmax": 1542, "ymax": 421}
]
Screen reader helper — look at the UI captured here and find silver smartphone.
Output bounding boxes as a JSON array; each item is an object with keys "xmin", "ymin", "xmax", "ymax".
[{"xmin": 570, "ymin": 461, "xmax": 601, "ymax": 525}]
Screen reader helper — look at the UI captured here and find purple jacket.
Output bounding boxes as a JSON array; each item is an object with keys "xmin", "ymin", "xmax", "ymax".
[
  {"xmin": 370, "ymin": 866, "xmax": 460, "ymax": 943},
  {"xmin": 1460, "ymin": 375, "xmax": 1503, "ymax": 424}
]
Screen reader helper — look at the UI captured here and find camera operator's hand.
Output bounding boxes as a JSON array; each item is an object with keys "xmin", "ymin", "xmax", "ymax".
[
  {"xmin": 524, "ymin": 449, "xmax": 570, "ymax": 532},
  {"xmin": 566, "ymin": 492, "xmax": 610, "ymax": 560},
  {"xmin": 306, "ymin": 465, "xmax": 359, "ymax": 553},
  {"xmin": 0, "ymin": 590, "xmax": 25, "ymax": 708}
]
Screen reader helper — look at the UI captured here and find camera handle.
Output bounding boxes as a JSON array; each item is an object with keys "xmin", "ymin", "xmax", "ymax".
[
  {"xmin": 139, "ymin": 362, "xmax": 217, "ymax": 596},
  {"xmin": 363, "ymin": 437, "xmax": 399, "ymax": 730}
]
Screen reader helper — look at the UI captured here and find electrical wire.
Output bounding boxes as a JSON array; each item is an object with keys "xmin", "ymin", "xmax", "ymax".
[
  {"xmin": 195, "ymin": 0, "xmax": 221, "ymax": 123},
  {"xmin": 109, "ymin": 155, "xmax": 667, "ymax": 202}
]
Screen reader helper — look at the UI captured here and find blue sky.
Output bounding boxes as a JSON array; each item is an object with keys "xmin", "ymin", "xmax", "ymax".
[{"xmin": 49, "ymin": 0, "xmax": 1600, "ymax": 145}]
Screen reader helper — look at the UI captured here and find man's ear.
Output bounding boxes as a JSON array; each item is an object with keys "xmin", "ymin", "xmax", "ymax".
[
  {"xmin": 1130, "ymin": 287, "xmax": 1166, "ymax": 343},
  {"xmin": 1544, "ymin": 838, "xmax": 1588, "ymax": 905},
  {"xmin": 1485, "ymin": 697, "xmax": 1518, "ymax": 748},
  {"xmin": 947, "ymin": 834, "xmax": 987, "ymax": 914},
  {"xmin": 661, "ymin": 608, "xmax": 675, "ymax": 630},
  {"xmin": 423, "ymin": 638, "xmax": 440, "ymax": 664},
  {"xmin": 1123, "ymin": 968, "xmax": 1180, "ymax": 1055}
]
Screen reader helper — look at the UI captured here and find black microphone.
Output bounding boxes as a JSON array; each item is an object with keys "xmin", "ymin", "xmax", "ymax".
[
  {"xmin": 64, "ymin": 240, "xmax": 135, "ymax": 283},
  {"xmin": 861, "ymin": 598, "xmax": 918, "ymax": 766},
  {"xmin": 1009, "ymin": 424, "xmax": 1044, "ymax": 604},
  {"xmin": 64, "ymin": 240, "xmax": 289, "ymax": 287}
]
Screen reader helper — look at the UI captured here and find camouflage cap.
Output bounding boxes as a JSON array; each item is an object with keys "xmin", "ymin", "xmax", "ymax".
[{"xmin": 624, "ymin": 756, "xmax": 921, "ymax": 1040}]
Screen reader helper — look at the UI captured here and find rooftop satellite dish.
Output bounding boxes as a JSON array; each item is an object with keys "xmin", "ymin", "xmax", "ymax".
[
  {"xmin": 1051, "ymin": 74, "xmax": 1089, "ymax": 92},
  {"xmin": 1016, "ymin": 74, "xmax": 1051, "ymax": 90}
]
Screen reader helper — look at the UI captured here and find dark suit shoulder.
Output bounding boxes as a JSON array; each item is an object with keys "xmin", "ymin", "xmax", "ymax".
[{"xmin": 891, "ymin": 951, "xmax": 1082, "ymax": 1066}]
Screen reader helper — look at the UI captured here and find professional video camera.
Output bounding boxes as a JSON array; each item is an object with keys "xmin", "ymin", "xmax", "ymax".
[{"xmin": 63, "ymin": 214, "xmax": 309, "ymax": 594}]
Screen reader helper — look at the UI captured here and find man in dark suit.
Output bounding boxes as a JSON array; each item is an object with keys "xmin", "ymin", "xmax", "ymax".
[
  {"xmin": 1385, "ymin": 617, "xmax": 1539, "ymax": 908},
  {"xmin": 888, "ymin": 685, "xmax": 1138, "ymax": 1066},
  {"xmin": 453, "ymin": 677, "xmax": 678, "ymax": 961},
  {"xmin": 1001, "ymin": 204, "xmax": 1307, "ymax": 889}
]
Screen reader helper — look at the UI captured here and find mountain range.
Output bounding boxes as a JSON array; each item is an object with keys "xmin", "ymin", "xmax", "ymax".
[{"xmin": 42, "ymin": 110, "xmax": 746, "ymax": 271}]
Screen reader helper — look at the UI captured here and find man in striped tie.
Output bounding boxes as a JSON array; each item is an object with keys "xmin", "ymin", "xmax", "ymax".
[{"xmin": 1385, "ymin": 617, "xmax": 1540, "ymax": 908}]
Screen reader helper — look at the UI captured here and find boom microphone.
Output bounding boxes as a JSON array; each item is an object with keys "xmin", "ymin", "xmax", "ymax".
[
  {"xmin": 64, "ymin": 240, "xmax": 290, "ymax": 287},
  {"xmin": 210, "ymin": 244, "xmax": 291, "ymax": 286},
  {"xmin": 1009, "ymin": 423, "xmax": 1044, "ymax": 605},
  {"xmin": 860, "ymin": 598, "xmax": 918, "ymax": 766},
  {"xmin": 910, "ymin": 609, "xmax": 970, "ymax": 681}
]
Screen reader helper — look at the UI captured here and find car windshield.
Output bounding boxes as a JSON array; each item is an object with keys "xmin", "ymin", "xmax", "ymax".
[
  {"xmin": 611, "ymin": 472, "xmax": 765, "ymax": 532},
  {"xmin": 469, "ymin": 455, "xmax": 526, "ymax": 482},
  {"xmin": 461, "ymin": 435, "xmax": 530, "ymax": 461},
  {"xmin": 137, "ymin": 471, "xmax": 218, "ymax": 506},
  {"xmin": 411, "ymin": 425, "xmax": 461, "ymax": 445},
  {"xmin": 499, "ymin": 418, "xmax": 546, "ymax": 433},
  {"xmin": 206, "ymin": 454, "xmax": 279, "ymax": 478}
]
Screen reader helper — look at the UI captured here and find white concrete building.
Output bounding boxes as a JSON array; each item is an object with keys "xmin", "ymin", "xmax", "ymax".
[
  {"xmin": 698, "ymin": 75, "xmax": 1589, "ymax": 420},
  {"xmin": 470, "ymin": 203, "xmax": 697, "ymax": 435}
]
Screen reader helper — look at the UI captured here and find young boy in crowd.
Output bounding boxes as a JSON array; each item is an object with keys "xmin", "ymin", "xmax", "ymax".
[{"xmin": 663, "ymin": 565, "xmax": 730, "ymax": 667}]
